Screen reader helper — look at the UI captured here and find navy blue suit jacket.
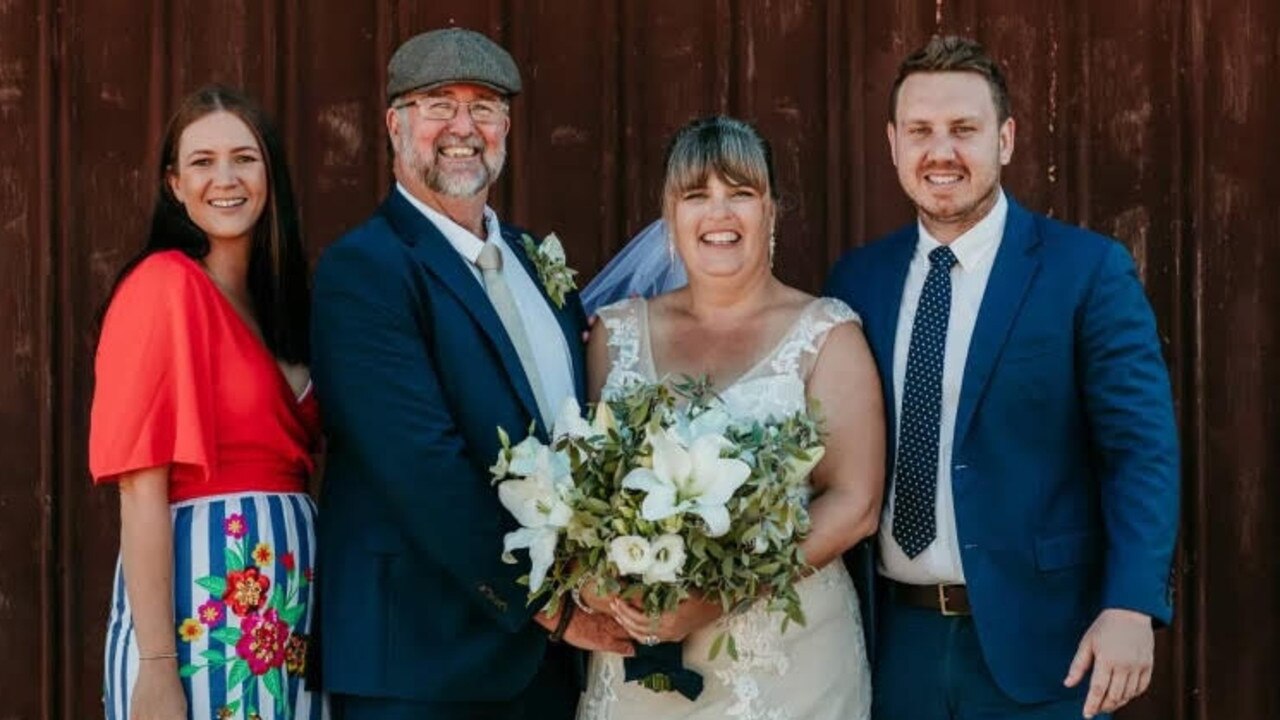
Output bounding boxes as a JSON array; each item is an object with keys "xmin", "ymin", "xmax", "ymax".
[
  {"xmin": 825, "ymin": 197, "xmax": 1179, "ymax": 703},
  {"xmin": 311, "ymin": 191, "xmax": 587, "ymax": 704}
]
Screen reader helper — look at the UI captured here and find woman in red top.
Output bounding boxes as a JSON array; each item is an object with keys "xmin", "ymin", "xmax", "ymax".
[{"xmin": 90, "ymin": 86, "xmax": 326, "ymax": 720}]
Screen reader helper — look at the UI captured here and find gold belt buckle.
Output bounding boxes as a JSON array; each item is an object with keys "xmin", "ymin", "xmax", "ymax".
[{"xmin": 937, "ymin": 584, "xmax": 962, "ymax": 616}]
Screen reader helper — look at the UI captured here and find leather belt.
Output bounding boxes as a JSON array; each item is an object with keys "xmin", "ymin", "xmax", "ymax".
[{"xmin": 890, "ymin": 580, "xmax": 972, "ymax": 616}]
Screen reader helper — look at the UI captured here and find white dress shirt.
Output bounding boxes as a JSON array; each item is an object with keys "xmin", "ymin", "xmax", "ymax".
[
  {"xmin": 879, "ymin": 191, "xmax": 1008, "ymax": 585},
  {"xmin": 397, "ymin": 184, "xmax": 576, "ymax": 425}
]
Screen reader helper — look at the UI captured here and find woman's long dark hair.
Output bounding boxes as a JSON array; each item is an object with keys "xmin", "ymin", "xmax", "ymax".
[{"xmin": 99, "ymin": 85, "xmax": 310, "ymax": 364}]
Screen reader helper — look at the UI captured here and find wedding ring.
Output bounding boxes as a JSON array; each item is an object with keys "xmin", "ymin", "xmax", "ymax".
[{"xmin": 642, "ymin": 634, "xmax": 659, "ymax": 646}]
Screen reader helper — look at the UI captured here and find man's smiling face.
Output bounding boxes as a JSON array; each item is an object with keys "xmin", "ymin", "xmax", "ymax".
[{"xmin": 888, "ymin": 71, "xmax": 1015, "ymax": 242}]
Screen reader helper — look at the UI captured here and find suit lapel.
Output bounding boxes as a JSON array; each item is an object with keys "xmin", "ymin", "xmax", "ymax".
[
  {"xmin": 870, "ymin": 231, "xmax": 917, "ymax": 449},
  {"xmin": 380, "ymin": 193, "xmax": 544, "ymax": 429},
  {"xmin": 953, "ymin": 199, "xmax": 1042, "ymax": 447},
  {"xmin": 504, "ymin": 228, "xmax": 588, "ymax": 405}
]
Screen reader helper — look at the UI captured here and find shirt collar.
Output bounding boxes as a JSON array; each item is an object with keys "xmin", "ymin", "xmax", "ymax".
[
  {"xmin": 915, "ymin": 189, "xmax": 1008, "ymax": 270},
  {"xmin": 396, "ymin": 182, "xmax": 503, "ymax": 265}
]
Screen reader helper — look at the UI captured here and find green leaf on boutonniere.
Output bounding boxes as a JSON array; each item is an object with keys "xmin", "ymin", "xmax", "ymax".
[{"xmin": 521, "ymin": 232, "xmax": 578, "ymax": 309}]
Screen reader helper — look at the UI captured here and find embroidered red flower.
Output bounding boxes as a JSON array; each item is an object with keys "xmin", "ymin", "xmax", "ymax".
[
  {"xmin": 304, "ymin": 568, "xmax": 314, "ymax": 583},
  {"xmin": 222, "ymin": 567, "xmax": 271, "ymax": 616},
  {"xmin": 252, "ymin": 542, "xmax": 273, "ymax": 567},
  {"xmin": 285, "ymin": 633, "xmax": 308, "ymax": 675},
  {"xmin": 235, "ymin": 609, "xmax": 289, "ymax": 675},
  {"xmin": 223, "ymin": 514, "xmax": 247, "ymax": 539},
  {"xmin": 282, "ymin": 551, "xmax": 296, "ymax": 573},
  {"xmin": 197, "ymin": 599, "xmax": 225, "ymax": 627}
]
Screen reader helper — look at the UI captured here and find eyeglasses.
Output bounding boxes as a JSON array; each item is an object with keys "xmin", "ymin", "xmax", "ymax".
[{"xmin": 394, "ymin": 96, "xmax": 508, "ymax": 125}]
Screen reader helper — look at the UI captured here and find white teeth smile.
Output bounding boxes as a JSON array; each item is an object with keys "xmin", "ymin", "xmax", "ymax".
[
  {"xmin": 440, "ymin": 147, "xmax": 478, "ymax": 158},
  {"xmin": 209, "ymin": 198, "xmax": 246, "ymax": 208},
  {"xmin": 701, "ymin": 231, "xmax": 741, "ymax": 245},
  {"xmin": 925, "ymin": 174, "xmax": 963, "ymax": 185}
]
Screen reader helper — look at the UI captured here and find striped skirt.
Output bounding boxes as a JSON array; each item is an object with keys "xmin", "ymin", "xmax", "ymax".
[{"xmin": 104, "ymin": 491, "xmax": 329, "ymax": 720}]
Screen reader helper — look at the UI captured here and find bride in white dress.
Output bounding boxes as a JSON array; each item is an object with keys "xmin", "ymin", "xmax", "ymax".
[{"xmin": 577, "ymin": 117, "xmax": 884, "ymax": 720}]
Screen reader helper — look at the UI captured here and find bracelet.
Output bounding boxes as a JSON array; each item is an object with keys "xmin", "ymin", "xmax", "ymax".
[
  {"xmin": 139, "ymin": 652, "xmax": 179, "ymax": 661},
  {"xmin": 570, "ymin": 586, "xmax": 596, "ymax": 615},
  {"xmin": 548, "ymin": 599, "xmax": 576, "ymax": 643}
]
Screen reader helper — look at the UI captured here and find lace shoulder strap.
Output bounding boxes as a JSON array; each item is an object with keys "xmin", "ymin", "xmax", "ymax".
[
  {"xmin": 767, "ymin": 297, "xmax": 863, "ymax": 380},
  {"xmin": 597, "ymin": 297, "xmax": 650, "ymax": 398}
]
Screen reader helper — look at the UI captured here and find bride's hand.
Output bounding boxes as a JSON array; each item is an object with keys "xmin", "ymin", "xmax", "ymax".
[
  {"xmin": 610, "ymin": 594, "xmax": 722, "ymax": 644},
  {"xmin": 575, "ymin": 578, "xmax": 620, "ymax": 615}
]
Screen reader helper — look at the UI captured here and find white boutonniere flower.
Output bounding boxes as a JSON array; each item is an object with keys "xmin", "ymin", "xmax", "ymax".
[
  {"xmin": 521, "ymin": 232, "xmax": 578, "ymax": 309},
  {"xmin": 621, "ymin": 428, "xmax": 751, "ymax": 537}
]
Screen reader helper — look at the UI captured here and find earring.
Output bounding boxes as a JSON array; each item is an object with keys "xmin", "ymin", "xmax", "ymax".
[{"xmin": 769, "ymin": 226, "xmax": 777, "ymax": 268}]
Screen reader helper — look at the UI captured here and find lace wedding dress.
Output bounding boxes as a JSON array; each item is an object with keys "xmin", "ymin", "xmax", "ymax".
[{"xmin": 578, "ymin": 296, "xmax": 871, "ymax": 720}]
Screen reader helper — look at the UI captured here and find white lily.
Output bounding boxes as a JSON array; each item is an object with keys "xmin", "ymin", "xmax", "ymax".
[
  {"xmin": 644, "ymin": 534, "xmax": 687, "ymax": 583},
  {"xmin": 507, "ymin": 436, "xmax": 574, "ymax": 495},
  {"xmin": 621, "ymin": 428, "xmax": 750, "ymax": 537},
  {"xmin": 555, "ymin": 396, "xmax": 618, "ymax": 441},
  {"xmin": 671, "ymin": 406, "xmax": 734, "ymax": 446},
  {"xmin": 609, "ymin": 535, "xmax": 653, "ymax": 577},
  {"xmin": 498, "ymin": 472, "xmax": 572, "ymax": 529},
  {"xmin": 498, "ymin": 455, "xmax": 574, "ymax": 593},
  {"xmin": 553, "ymin": 397, "xmax": 593, "ymax": 440},
  {"xmin": 501, "ymin": 526, "xmax": 559, "ymax": 592}
]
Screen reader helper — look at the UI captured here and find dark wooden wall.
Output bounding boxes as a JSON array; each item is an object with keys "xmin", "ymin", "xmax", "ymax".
[{"xmin": 1, "ymin": 1, "xmax": 1276, "ymax": 718}]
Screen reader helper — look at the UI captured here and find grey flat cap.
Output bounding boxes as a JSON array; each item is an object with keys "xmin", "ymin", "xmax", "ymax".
[{"xmin": 386, "ymin": 28, "xmax": 522, "ymax": 101}]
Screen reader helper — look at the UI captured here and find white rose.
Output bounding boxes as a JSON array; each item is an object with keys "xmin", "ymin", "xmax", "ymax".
[
  {"xmin": 643, "ymin": 534, "xmax": 686, "ymax": 584},
  {"xmin": 608, "ymin": 535, "xmax": 653, "ymax": 577}
]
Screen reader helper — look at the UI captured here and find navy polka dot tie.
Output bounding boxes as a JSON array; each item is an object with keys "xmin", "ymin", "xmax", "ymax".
[{"xmin": 892, "ymin": 245, "xmax": 957, "ymax": 558}]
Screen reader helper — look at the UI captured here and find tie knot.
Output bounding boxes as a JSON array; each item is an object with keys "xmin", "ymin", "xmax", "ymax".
[
  {"xmin": 929, "ymin": 245, "xmax": 958, "ymax": 270},
  {"xmin": 476, "ymin": 242, "xmax": 503, "ymax": 272}
]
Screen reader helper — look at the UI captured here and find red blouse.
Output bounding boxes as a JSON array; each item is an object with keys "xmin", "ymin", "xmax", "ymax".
[{"xmin": 90, "ymin": 250, "xmax": 319, "ymax": 502}]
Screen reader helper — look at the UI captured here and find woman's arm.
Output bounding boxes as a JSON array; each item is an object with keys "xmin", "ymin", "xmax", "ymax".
[
  {"xmin": 118, "ymin": 466, "xmax": 187, "ymax": 720},
  {"xmin": 800, "ymin": 321, "xmax": 886, "ymax": 570},
  {"xmin": 585, "ymin": 317, "xmax": 612, "ymax": 403}
]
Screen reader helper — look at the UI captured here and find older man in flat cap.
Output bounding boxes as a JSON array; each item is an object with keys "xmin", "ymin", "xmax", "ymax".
[{"xmin": 311, "ymin": 27, "xmax": 631, "ymax": 720}]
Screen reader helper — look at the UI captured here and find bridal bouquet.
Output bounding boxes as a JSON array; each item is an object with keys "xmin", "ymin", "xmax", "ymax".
[{"xmin": 491, "ymin": 378, "xmax": 826, "ymax": 696}]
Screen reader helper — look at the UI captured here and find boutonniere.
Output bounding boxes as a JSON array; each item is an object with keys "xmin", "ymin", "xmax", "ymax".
[{"xmin": 521, "ymin": 232, "xmax": 578, "ymax": 309}]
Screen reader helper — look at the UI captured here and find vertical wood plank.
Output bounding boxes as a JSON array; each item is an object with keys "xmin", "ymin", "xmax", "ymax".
[
  {"xmin": 1187, "ymin": 0, "xmax": 1280, "ymax": 716},
  {"xmin": 0, "ymin": 0, "xmax": 55, "ymax": 716}
]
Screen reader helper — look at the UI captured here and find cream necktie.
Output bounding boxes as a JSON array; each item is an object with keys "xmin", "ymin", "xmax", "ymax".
[{"xmin": 475, "ymin": 241, "xmax": 552, "ymax": 429}]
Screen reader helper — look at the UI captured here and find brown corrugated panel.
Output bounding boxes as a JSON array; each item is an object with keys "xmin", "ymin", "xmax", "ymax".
[{"xmin": 1, "ymin": 0, "xmax": 1276, "ymax": 717}]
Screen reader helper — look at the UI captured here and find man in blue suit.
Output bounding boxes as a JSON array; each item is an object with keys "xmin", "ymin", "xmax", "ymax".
[
  {"xmin": 825, "ymin": 36, "xmax": 1179, "ymax": 719},
  {"xmin": 311, "ymin": 28, "xmax": 632, "ymax": 720}
]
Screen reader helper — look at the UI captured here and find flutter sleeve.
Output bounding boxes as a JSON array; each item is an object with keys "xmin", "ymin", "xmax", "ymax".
[{"xmin": 89, "ymin": 254, "xmax": 218, "ymax": 485}]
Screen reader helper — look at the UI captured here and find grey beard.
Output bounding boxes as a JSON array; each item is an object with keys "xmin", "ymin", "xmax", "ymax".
[
  {"xmin": 398, "ymin": 130, "xmax": 505, "ymax": 198},
  {"xmin": 427, "ymin": 153, "xmax": 504, "ymax": 197}
]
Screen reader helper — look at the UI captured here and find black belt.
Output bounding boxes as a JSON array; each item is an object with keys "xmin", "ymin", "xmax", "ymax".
[{"xmin": 890, "ymin": 580, "xmax": 972, "ymax": 616}]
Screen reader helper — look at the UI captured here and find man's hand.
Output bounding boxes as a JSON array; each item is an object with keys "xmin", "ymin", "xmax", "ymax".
[
  {"xmin": 1064, "ymin": 608, "xmax": 1154, "ymax": 718},
  {"xmin": 535, "ymin": 607, "xmax": 635, "ymax": 655}
]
